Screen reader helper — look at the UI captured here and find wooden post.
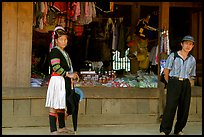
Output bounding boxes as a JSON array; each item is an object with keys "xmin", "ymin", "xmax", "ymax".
[
  {"xmin": 2, "ymin": 2, "xmax": 33, "ymax": 87},
  {"xmin": 158, "ymin": 2, "xmax": 169, "ymax": 87}
]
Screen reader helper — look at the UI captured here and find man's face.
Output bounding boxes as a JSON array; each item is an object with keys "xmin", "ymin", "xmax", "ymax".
[
  {"xmin": 144, "ymin": 15, "xmax": 151, "ymax": 23},
  {"xmin": 181, "ymin": 41, "xmax": 194, "ymax": 52}
]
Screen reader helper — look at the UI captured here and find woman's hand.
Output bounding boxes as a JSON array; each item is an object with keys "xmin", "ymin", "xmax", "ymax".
[
  {"xmin": 66, "ymin": 72, "xmax": 80, "ymax": 82},
  {"xmin": 73, "ymin": 72, "xmax": 80, "ymax": 82}
]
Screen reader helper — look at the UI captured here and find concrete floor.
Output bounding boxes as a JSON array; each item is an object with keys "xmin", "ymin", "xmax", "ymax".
[{"xmin": 2, "ymin": 122, "xmax": 202, "ymax": 135}]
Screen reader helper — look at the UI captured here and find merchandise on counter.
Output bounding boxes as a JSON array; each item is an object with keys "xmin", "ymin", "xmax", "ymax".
[{"xmin": 77, "ymin": 70, "xmax": 158, "ymax": 88}]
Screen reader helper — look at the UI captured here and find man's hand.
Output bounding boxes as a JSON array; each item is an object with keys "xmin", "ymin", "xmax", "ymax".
[{"xmin": 156, "ymin": 28, "xmax": 164, "ymax": 32}]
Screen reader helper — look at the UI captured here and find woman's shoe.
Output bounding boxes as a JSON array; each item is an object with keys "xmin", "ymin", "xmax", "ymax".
[{"xmin": 58, "ymin": 127, "xmax": 75, "ymax": 134}]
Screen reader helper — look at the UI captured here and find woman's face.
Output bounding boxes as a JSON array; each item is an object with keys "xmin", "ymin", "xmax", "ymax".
[{"xmin": 56, "ymin": 35, "xmax": 68, "ymax": 49}]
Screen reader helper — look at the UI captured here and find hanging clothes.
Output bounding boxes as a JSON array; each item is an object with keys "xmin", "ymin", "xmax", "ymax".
[
  {"xmin": 73, "ymin": 2, "xmax": 80, "ymax": 21},
  {"xmin": 34, "ymin": 2, "xmax": 46, "ymax": 30},
  {"xmin": 74, "ymin": 2, "xmax": 96, "ymax": 25},
  {"xmin": 112, "ymin": 19, "xmax": 119, "ymax": 51},
  {"xmin": 160, "ymin": 29, "xmax": 170, "ymax": 56},
  {"xmin": 149, "ymin": 45, "xmax": 158, "ymax": 65},
  {"xmin": 117, "ymin": 18, "xmax": 128, "ymax": 58},
  {"xmin": 53, "ymin": 2, "xmax": 68, "ymax": 13}
]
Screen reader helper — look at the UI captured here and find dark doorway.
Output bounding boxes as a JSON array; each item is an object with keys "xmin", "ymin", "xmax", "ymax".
[{"xmin": 169, "ymin": 7, "xmax": 192, "ymax": 52}]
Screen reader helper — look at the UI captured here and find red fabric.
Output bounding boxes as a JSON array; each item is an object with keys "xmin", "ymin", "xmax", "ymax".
[
  {"xmin": 51, "ymin": 72, "xmax": 61, "ymax": 76},
  {"xmin": 53, "ymin": 2, "xmax": 67, "ymax": 13},
  {"xmin": 127, "ymin": 40, "xmax": 135, "ymax": 47},
  {"xmin": 73, "ymin": 25, "xmax": 84, "ymax": 36},
  {"xmin": 67, "ymin": 2, "xmax": 77, "ymax": 19},
  {"xmin": 49, "ymin": 112, "xmax": 57, "ymax": 117}
]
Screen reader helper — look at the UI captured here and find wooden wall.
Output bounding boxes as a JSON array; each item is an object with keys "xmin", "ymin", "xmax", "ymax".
[{"xmin": 2, "ymin": 2, "xmax": 33, "ymax": 87}]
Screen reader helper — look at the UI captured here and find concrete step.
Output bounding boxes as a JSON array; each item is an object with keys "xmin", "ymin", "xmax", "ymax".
[{"xmin": 2, "ymin": 122, "xmax": 202, "ymax": 135}]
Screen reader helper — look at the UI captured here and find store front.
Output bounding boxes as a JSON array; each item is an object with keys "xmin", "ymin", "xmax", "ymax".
[{"xmin": 2, "ymin": 2, "xmax": 202, "ymax": 127}]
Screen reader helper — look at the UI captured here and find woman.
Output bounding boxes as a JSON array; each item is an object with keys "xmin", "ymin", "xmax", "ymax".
[{"xmin": 45, "ymin": 26, "xmax": 79, "ymax": 135}]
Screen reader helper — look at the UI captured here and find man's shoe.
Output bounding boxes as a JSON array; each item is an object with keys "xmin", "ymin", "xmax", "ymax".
[
  {"xmin": 176, "ymin": 131, "xmax": 184, "ymax": 135},
  {"xmin": 160, "ymin": 132, "xmax": 166, "ymax": 135},
  {"xmin": 50, "ymin": 131, "xmax": 59, "ymax": 135}
]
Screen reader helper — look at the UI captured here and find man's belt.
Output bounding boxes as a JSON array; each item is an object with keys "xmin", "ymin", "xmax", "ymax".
[{"xmin": 170, "ymin": 77, "xmax": 189, "ymax": 81}]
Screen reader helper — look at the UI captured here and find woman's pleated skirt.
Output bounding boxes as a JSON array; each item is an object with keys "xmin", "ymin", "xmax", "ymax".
[{"xmin": 45, "ymin": 76, "xmax": 66, "ymax": 109}]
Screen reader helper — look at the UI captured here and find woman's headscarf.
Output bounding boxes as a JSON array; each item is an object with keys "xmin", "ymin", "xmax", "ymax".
[{"xmin": 49, "ymin": 26, "xmax": 65, "ymax": 52}]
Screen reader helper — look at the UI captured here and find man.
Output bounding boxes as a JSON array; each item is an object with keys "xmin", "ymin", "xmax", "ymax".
[
  {"xmin": 135, "ymin": 14, "xmax": 157, "ymax": 39},
  {"xmin": 160, "ymin": 35, "xmax": 196, "ymax": 135},
  {"xmin": 127, "ymin": 14, "xmax": 158, "ymax": 70}
]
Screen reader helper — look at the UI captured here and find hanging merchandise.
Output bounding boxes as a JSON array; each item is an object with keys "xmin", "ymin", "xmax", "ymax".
[
  {"xmin": 52, "ymin": 2, "xmax": 70, "ymax": 28},
  {"xmin": 73, "ymin": 25, "xmax": 84, "ymax": 37},
  {"xmin": 46, "ymin": 7, "xmax": 58, "ymax": 31},
  {"xmin": 160, "ymin": 27, "xmax": 170, "ymax": 55},
  {"xmin": 159, "ymin": 27, "xmax": 170, "ymax": 75},
  {"xmin": 73, "ymin": 2, "xmax": 97, "ymax": 25},
  {"xmin": 53, "ymin": 2, "xmax": 67, "ymax": 13},
  {"xmin": 33, "ymin": 2, "xmax": 49, "ymax": 31},
  {"xmin": 166, "ymin": 30, "xmax": 170, "ymax": 55}
]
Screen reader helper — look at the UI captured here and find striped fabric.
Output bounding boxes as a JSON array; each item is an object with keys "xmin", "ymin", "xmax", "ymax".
[
  {"xmin": 51, "ymin": 58, "xmax": 60, "ymax": 65},
  {"xmin": 165, "ymin": 52, "xmax": 196, "ymax": 79},
  {"xmin": 51, "ymin": 58, "xmax": 66, "ymax": 76}
]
